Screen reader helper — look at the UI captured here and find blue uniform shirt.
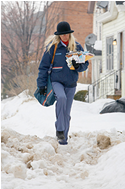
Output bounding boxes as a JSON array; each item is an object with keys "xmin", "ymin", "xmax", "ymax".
[{"xmin": 37, "ymin": 41, "xmax": 89, "ymax": 88}]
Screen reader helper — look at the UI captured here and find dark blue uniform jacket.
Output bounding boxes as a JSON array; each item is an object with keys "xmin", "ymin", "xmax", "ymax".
[{"xmin": 37, "ymin": 41, "xmax": 89, "ymax": 88}]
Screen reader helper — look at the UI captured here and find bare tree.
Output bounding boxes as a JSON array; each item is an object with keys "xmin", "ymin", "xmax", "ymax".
[{"xmin": 1, "ymin": 1, "xmax": 48, "ymax": 98}]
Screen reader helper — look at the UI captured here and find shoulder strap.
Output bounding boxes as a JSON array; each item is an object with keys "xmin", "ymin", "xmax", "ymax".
[{"xmin": 51, "ymin": 43, "xmax": 57, "ymax": 64}]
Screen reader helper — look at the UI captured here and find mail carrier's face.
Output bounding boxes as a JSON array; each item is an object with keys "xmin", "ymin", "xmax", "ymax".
[{"xmin": 59, "ymin": 34, "xmax": 70, "ymax": 42}]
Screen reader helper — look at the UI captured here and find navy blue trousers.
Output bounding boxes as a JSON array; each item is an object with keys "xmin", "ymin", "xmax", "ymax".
[{"xmin": 52, "ymin": 82, "xmax": 76, "ymax": 141}]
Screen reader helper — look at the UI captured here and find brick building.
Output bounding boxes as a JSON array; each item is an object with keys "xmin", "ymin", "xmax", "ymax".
[{"xmin": 46, "ymin": 1, "xmax": 93, "ymax": 84}]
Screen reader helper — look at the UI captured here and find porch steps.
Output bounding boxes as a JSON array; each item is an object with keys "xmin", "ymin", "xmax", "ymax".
[
  {"xmin": 88, "ymin": 68, "xmax": 122, "ymax": 102},
  {"xmin": 107, "ymin": 90, "xmax": 121, "ymax": 100},
  {"xmin": 107, "ymin": 95, "xmax": 121, "ymax": 100}
]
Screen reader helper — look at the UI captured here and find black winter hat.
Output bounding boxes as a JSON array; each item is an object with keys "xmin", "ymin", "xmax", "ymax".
[{"xmin": 54, "ymin": 21, "xmax": 74, "ymax": 35}]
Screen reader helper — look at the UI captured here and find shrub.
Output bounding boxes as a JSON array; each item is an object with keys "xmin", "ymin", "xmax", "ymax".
[{"xmin": 74, "ymin": 90, "xmax": 88, "ymax": 102}]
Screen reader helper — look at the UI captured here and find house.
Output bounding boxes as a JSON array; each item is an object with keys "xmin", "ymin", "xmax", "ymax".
[
  {"xmin": 45, "ymin": 1, "xmax": 93, "ymax": 84},
  {"xmin": 87, "ymin": 1, "xmax": 125, "ymax": 102}
]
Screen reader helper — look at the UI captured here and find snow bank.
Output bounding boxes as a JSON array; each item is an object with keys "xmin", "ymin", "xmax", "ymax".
[
  {"xmin": 1, "ymin": 89, "xmax": 125, "ymax": 188},
  {"xmin": 94, "ymin": 40, "xmax": 102, "ymax": 50},
  {"xmin": 1, "ymin": 127, "xmax": 125, "ymax": 189},
  {"xmin": 1, "ymin": 90, "xmax": 32, "ymax": 120},
  {"xmin": 1, "ymin": 90, "xmax": 124, "ymax": 139}
]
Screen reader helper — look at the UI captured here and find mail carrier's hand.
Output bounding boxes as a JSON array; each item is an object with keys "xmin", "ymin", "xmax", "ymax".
[
  {"xmin": 38, "ymin": 87, "xmax": 47, "ymax": 96},
  {"xmin": 72, "ymin": 59, "xmax": 79, "ymax": 69}
]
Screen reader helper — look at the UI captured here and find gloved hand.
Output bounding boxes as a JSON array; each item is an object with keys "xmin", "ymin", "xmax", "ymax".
[
  {"xmin": 38, "ymin": 87, "xmax": 47, "ymax": 96},
  {"xmin": 72, "ymin": 59, "xmax": 79, "ymax": 69}
]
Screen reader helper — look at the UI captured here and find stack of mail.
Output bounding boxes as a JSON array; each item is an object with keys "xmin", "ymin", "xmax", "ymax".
[{"xmin": 66, "ymin": 51, "xmax": 94, "ymax": 70}]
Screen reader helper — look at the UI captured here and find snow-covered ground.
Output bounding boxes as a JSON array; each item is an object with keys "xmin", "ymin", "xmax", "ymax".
[{"xmin": 1, "ymin": 84, "xmax": 125, "ymax": 189}]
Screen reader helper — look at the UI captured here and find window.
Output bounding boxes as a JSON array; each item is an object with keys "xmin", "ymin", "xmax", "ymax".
[{"xmin": 106, "ymin": 37, "xmax": 114, "ymax": 70}]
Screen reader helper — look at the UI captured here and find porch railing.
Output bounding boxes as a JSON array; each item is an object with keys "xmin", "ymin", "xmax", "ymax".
[{"xmin": 88, "ymin": 68, "xmax": 122, "ymax": 102}]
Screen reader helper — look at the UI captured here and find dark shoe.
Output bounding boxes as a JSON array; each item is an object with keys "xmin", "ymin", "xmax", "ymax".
[
  {"xmin": 59, "ymin": 139, "xmax": 68, "ymax": 145},
  {"xmin": 56, "ymin": 131, "xmax": 65, "ymax": 140}
]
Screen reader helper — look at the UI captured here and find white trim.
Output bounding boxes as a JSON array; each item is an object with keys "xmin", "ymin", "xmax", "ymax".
[
  {"xmin": 116, "ymin": 5, "xmax": 125, "ymax": 12},
  {"xmin": 105, "ymin": 36, "xmax": 107, "ymax": 73},
  {"xmin": 116, "ymin": 31, "xmax": 125, "ymax": 90},
  {"xmin": 117, "ymin": 30, "xmax": 125, "ymax": 69},
  {"xmin": 122, "ymin": 70, "xmax": 125, "ymax": 97},
  {"xmin": 117, "ymin": 29, "xmax": 125, "ymax": 34},
  {"xmin": 117, "ymin": 32, "xmax": 120, "ymax": 70},
  {"xmin": 91, "ymin": 56, "xmax": 102, "ymax": 60},
  {"xmin": 122, "ymin": 31, "xmax": 125, "ymax": 70},
  {"xmin": 97, "ymin": 2, "xmax": 118, "ymax": 24}
]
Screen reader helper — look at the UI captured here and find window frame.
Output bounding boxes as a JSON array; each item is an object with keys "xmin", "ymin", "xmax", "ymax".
[{"xmin": 106, "ymin": 36, "xmax": 114, "ymax": 71}]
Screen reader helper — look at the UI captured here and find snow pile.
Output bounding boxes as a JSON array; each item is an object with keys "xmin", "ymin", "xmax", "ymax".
[
  {"xmin": 1, "ymin": 126, "xmax": 125, "ymax": 189},
  {"xmin": 94, "ymin": 40, "xmax": 102, "ymax": 50},
  {"xmin": 1, "ymin": 90, "xmax": 32, "ymax": 120},
  {"xmin": 1, "ymin": 88, "xmax": 125, "ymax": 189}
]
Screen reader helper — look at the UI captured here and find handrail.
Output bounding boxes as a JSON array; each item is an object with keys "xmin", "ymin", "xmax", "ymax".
[
  {"xmin": 88, "ymin": 69, "xmax": 116, "ymax": 87},
  {"xmin": 88, "ymin": 68, "xmax": 122, "ymax": 102}
]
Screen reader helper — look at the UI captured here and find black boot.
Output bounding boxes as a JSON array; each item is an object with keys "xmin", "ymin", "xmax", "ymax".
[{"xmin": 56, "ymin": 131, "xmax": 65, "ymax": 140}]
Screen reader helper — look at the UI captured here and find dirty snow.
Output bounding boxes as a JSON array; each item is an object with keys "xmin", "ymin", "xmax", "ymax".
[{"xmin": 1, "ymin": 84, "xmax": 125, "ymax": 189}]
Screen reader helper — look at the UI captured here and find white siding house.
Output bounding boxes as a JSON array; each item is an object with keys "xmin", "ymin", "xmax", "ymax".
[{"xmin": 88, "ymin": 1, "xmax": 125, "ymax": 102}]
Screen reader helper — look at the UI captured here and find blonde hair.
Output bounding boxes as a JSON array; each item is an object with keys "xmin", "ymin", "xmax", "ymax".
[{"xmin": 44, "ymin": 33, "xmax": 76, "ymax": 52}]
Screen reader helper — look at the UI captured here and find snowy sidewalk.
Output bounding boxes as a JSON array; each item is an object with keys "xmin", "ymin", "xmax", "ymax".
[{"xmin": 1, "ymin": 90, "xmax": 125, "ymax": 189}]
